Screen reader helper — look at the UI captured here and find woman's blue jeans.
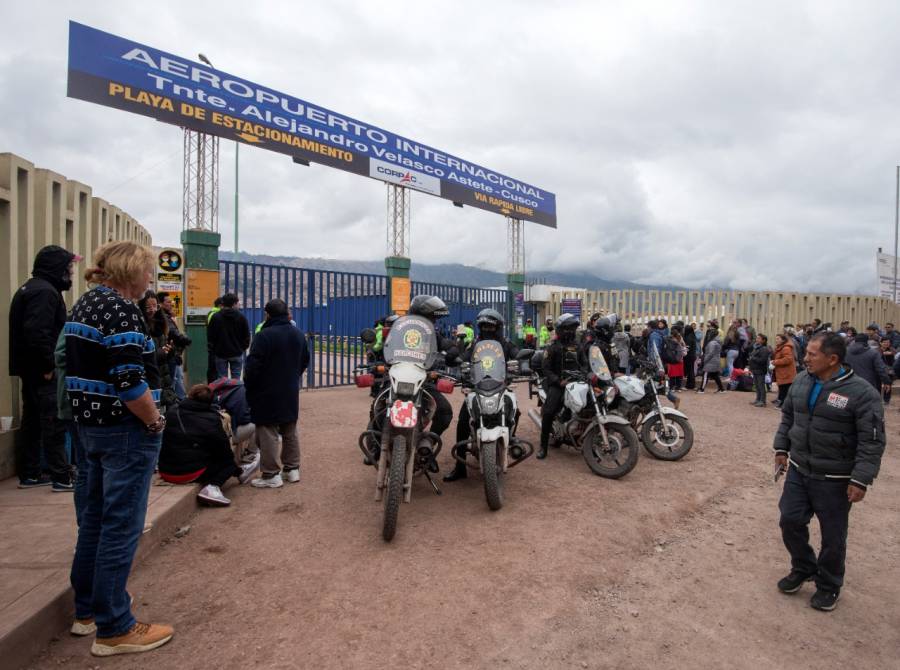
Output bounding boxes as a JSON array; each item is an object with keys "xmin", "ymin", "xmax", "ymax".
[{"xmin": 70, "ymin": 419, "xmax": 161, "ymax": 637}]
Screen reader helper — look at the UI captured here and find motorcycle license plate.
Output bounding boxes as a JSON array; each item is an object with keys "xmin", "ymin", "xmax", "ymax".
[{"xmin": 389, "ymin": 400, "xmax": 418, "ymax": 428}]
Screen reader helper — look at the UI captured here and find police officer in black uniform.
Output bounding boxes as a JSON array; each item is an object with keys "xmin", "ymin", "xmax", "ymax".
[
  {"xmin": 538, "ymin": 313, "xmax": 584, "ymax": 459},
  {"xmin": 444, "ymin": 308, "xmax": 518, "ymax": 482},
  {"xmin": 407, "ymin": 295, "xmax": 458, "ymax": 440}
]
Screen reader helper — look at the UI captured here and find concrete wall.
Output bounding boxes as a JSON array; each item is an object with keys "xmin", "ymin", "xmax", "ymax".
[
  {"xmin": 544, "ymin": 288, "xmax": 900, "ymax": 336},
  {"xmin": 0, "ymin": 152, "xmax": 151, "ymax": 480}
]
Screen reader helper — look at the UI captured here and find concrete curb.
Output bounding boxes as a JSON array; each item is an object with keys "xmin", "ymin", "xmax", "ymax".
[{"xmin": 3, "ymin": 483, "xmax": 199, "ymax": 670}]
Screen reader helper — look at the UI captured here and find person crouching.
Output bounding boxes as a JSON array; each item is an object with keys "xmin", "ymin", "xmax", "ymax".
[{"xmin": 158, "ymin": 384, "xmax": 259, "ymax": 506}]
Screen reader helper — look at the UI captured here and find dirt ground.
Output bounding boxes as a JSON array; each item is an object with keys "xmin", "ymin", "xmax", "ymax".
[{"xmin": 31, "ymin": 383, "xmax": 900, "ymax": 669}]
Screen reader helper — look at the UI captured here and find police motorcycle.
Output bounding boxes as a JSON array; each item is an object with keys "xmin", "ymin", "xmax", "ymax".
[
  {"xmin": 354, "ymin": 315, "xmax": 456, "ymax": 541},
  {"xmin": 453, "ymin": 339, "xmax": 534, "ymax": 510},
  {"xmin": 609, "ymin": 345, "xmax": 694, "ymax": 461},
  {"xmin": 527, "ymin": 341, "xmax": 640, "ymax": 478}
]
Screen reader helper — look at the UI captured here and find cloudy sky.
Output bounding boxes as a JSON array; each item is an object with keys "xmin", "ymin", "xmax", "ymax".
[{"xmin": 3, "ymin": 1, "xmax": 900, "ymax": 293}]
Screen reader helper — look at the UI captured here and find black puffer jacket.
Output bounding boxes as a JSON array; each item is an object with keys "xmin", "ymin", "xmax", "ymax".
[
  {"xmin": 207, "ymin": 307, "xmax": 251, "ymax": 359},
  {"xmin": 8, "ymin": 246, "xmax": 76, "ymax": 376},
  {"xmin": 159, "ymin": 399, "xmax": 232, "ymax": 475},
  {"xmin": 774, "ymin": 368, "xmax": 885, "ymax": 488},
  {"xmin": 244, "ymin": 315, "xmax": 310, "ymax": 425}
]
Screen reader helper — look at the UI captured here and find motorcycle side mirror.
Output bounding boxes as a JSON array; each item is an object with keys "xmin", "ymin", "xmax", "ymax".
[
  {"xmin": 436, "ymin": 378, "xmax": 455, "ymax": 395},
  {"xmin": 355, "ymin": 373, "xmax": 374, "ymax": 388},
  {"xmin": 360, "ymin": 328, "xmax": 376, "ymax": 344}
]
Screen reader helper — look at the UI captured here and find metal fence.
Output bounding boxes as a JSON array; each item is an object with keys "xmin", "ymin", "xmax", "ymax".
[{"xmin": 220, "ymin": 260, "xmax": 510, "ymax": 388}]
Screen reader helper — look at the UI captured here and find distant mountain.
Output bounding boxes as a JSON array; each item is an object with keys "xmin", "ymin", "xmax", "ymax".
[{"xmin": 218, "ymin": 251, "xmax": 673, "ymax": 291}]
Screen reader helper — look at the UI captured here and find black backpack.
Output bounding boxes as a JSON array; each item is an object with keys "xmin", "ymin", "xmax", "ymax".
[{"xmin": 661, "ymin": 336, "xmax": 680, "ymax": 365}]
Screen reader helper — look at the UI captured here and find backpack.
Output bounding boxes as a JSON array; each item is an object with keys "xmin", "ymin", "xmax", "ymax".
[{"xmin": 661, "ymin": 336, "xmax": 680, "ymax": 365}]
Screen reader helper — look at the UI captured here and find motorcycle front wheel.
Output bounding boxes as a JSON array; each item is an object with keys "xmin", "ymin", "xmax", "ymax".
[
  {"xmin": 640, "ymin": 415, "xmax": 694, "ymax": 461},
  {"xmin": 582, "ymin": 423, "xmax": 640, "ymax": 478},
  {"xmin": 481, "ymin": 440, "xmax": 504, "ymax": 511},
  {"xmin": 382, "ymin": 435, "xmax": 407, "ymax": 542}
]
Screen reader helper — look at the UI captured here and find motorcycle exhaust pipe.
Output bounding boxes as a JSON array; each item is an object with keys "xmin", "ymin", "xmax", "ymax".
[
  {"xmin": 527, "ymin": 408, "xmax": 543, "ymax": 429},
  {"xmin": 507, "ymin": 438, "xmax": 535, "ymax": 467},
  {"xmin": 450, "ymin": 440, "xmax": 473, "ymax": 465}
]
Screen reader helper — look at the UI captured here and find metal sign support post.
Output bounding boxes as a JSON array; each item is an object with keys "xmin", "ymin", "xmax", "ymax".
[
  {"xmin": 506, "ymin": 217, "xmax": 526, "ymax": 343},
  {"xmin": 181, "ymin": 127, "xmax": 221, "ymax": 385},
  {"xmin": 385, "ymin": 184, "xmax": 412, "ymax": 314}
]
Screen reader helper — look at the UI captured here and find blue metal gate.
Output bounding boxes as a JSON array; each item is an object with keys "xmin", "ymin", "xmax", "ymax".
[{"xmin": 220, "ymin": 261, "xmax": 510, "ymax": 389}]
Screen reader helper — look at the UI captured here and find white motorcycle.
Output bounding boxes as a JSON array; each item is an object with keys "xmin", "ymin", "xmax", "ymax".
[
  {"xmin": 453, "ymin": 341, "xmax": 533, "ymax": 510},
  {"xmin": 355, "ymin": 315, "xmax": 455, "ymax": 541},
  {"xmin": 528, "ymin": 344, "xmax": 640, "ymax": 478}
]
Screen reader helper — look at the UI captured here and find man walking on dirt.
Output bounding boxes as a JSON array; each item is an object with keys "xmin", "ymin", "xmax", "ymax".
[{"xmin": 773, "ymin": 332, "xmax": 885, "ymax": 611}]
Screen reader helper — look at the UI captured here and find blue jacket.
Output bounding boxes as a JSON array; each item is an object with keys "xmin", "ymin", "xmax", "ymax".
[
  {"xmin": 244, "ymin": 315, "xmax": 310, "ymax": 425},
  {"xmin": 648, "ymin": 330, "xmax": 664, "ymax": 359}
]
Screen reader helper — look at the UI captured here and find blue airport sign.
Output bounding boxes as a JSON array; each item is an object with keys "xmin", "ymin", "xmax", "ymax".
[{"xmin": 67, "ymin": 22, "xmax": 557, "ymax": 227}]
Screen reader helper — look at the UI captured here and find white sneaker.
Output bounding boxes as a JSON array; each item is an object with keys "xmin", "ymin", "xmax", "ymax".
[
  {"xmin": 239, "ymin": 453, "xmax": 261, "ymax": 484},
  {"xmin": 197, "ymin": 484, "xmax": 231, "ymax": 506},
  {"xmin": 251, "ymin": 473, "xmax": 283, "ymax": 488},
  {"xmin": 283, "ymin": 468, "xmax": 300, "ymax": 483}
]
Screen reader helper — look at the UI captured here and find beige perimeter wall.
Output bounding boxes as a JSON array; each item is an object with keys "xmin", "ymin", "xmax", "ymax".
[
  {"xmin": 0, "ymin": 152, "xmax": 151, "ymax": 479},
  {"xmin": 546, "ymin": 289, "xmax": 900, "ymax": 335}
]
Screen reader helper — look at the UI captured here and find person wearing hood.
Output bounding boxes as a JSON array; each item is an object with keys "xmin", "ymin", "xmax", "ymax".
[
  {"xmin": 8, "ymin": 245, "xmax": 80, "ymax": 489},
  {"xmin": 844, "ymin": 333, "xmax": 891, "ymax": 393},
  {"xmin": 207, "ymin": 293, "xmax": 251, "ymax": 379}
]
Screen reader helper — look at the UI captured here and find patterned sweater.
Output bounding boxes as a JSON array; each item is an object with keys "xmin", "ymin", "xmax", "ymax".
[{"xmin": 64, "ymin": 286, "xmax": 160, "ymax": 426}]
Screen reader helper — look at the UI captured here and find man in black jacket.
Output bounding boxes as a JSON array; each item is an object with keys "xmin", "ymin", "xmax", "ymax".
[
  {"xmin": 773, "ymin": 332, "xmax": 885, "ymax": 611},
  {"xmin": 8, "ymin": 245, "xmax": 79, "ymax": 489},
  {"xmin": 244, "ymin": 299, "xmax": 310, "ymax": 488},
  {"xmin": 538, "ymin": 314, "xmax": 584, "ymax": 460},
  {"xmin": 844, "ymin": 333, "xmax": 891, "ymax": 393},
  {"xmin": 207, "ymin": 293, "xmax": 251, "ymax": 379}
]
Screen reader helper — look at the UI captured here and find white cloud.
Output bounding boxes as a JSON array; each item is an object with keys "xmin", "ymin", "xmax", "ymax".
[{"xmin": 3, "ymin": 0, "xmax": 900, "ymax": 293}]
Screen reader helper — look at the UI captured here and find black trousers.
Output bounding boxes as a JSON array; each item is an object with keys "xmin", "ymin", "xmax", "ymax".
[
  {"xmin": 700, "ymin": 371, "xmax": 724, "ymax": 391},
  {"xmin": 779, "ymin": 466, "xmax": 852, "ymax": 591},
  {"xmin": 684, "ymin": 355, "xmax": 697, "ymax": 388},
  {"xmin": 199, "ymin": 453, "xmax": 241, "ymax": 487},
  {"xmin": 777, "ymin": 382, "xmax": 791, "ymax": 404},
  {"xmin": 426, "ymin": 386, "xmax": 453, "ymax": 436},
  {"xmin": 18, "ymin": 374, "xmax": 68, "ymax": 482},
  {"xmin": 206, "ymin": 350, "xmax": 217, "ymax": 383},
  {"xmin": 540, "ymin": 384, "xmax": 565, "ymax": 449},
  {"xmin": 752, "ymin": 373, "xmax": 767, "ymax": 403}
]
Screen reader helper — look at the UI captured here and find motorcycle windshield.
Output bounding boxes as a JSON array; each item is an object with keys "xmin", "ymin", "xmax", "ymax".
[
  {"xmin": 384, "ymin": 315, "xmax": 438, "ymax": 367},
  {"xmin": 471, "ymin": 340, "xmax": 506, "ymax": 393},
  {"xmin": 649, "ymin": 345, "xmax": 665, "ymax": 373},
  {"xmin": 589, "ymin": 345, "xmax": 612, "ymax": 381}
]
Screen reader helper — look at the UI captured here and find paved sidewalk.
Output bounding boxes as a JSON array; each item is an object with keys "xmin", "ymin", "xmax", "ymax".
[{"xmin": 0, "ymin": 476, "xmax": 198, "ymax": 669}]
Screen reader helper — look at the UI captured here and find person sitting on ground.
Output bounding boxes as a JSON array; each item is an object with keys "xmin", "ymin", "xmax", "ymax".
[
  {"xmin": 158, "ymin": 384, "xmax": 259, "ymax": 506},
  {"xmin": 209, "ymin": 376, "xmax": 257, "ymax": 461}
]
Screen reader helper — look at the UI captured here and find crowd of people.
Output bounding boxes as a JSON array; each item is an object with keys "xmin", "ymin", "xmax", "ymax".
[
  {"xmin": 7, "ymin": 242, "xmax": 309, "ymax": 656},
  {"xmin": 4, "ymin": 242, "xmax": 890, "ymax": 658}
]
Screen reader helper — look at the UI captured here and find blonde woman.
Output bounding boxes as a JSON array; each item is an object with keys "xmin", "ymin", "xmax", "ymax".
[{"xmin": 64, "ymin": 241, "xmax": 174, "ymax": 656}]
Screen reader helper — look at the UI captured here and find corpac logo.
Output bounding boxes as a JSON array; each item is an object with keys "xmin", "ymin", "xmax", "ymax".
[
  {"xmin": 369, "ymin": 158, "xmax": 441, "ymax": 195},
  {"xmin": 403, "ymin": 328, "xmax": 423, "ymax": 350}
]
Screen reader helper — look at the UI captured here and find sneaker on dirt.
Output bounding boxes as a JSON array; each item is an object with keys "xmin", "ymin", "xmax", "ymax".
[
  {"xmin": 777, "ymin": 571, "xmax": 814, "ymax": 594},
  {"xmin": 251, "ymin": 473, "xmax": 283, "ymax": 488},
  {"xmin": 197, "ymin": 484, "xmax": 231, "ymax": 506},
  {"xmin": 90, "ymin": 621, "xmax": 174, "ymax": 656},
  {"xmin": 283, "ymin": 468, "xmax": 300, "ymax": 483},
  {"xmin": 239, "ymin": 453, "xmax": 261, "ymax": 484},
  {"xmin": 810, "ymin": 588, "xmax": 840, "ymax": 611}
]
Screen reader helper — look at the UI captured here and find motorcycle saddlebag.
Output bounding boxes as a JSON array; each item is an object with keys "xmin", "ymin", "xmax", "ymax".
[{"xmin": 530, "ymin": 350, "xmax": 545, "ymax": 374}]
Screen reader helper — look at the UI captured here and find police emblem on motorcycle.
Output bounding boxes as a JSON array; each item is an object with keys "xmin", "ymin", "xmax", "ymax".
[
  {"xmin": 404, "ymin": 329, "xmax": 422, "ymax": 350},
  {"xmin": 481, "ymin": 357, "xmax": 495, "ymax": 372}
]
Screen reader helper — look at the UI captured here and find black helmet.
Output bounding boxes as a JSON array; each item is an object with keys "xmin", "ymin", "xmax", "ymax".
[
  {"xmin": 476, "ymin": 308, "xmax": 504, "ymax": 338},
  {"xmin": 476, "ymin": 308, "xmax": 504, "ymax": 328},
  {"xmin": 408, "ymin": 295, "xmax": 449, "ymax": 321},
  {"xmin": 556, "ymin": 313, "xmax": 579, "ymax": 330},
  {"xmin": 384, "ymin": 314, "xmax": 400, "ymax": 327}
]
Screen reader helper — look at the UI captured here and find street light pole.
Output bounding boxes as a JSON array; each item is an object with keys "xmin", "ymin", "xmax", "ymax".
[
  {"xmin": 894, "ymin": 166, "xmax": 899, "ymax": 304},
  {"xmin": 198, "ymin": 52, "xmax": 238, "ymax": 254}
]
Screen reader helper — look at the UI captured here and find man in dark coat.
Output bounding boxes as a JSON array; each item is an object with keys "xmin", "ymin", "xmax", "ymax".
[
  {"xmin": 243, "ymin": 298, "xmax": 309, "ymax": 488},
  {"xmin": 844, "ymin": 333, "xmax": 890, "ymax": 393},
  {"xmin": 774, "ymin": 332, "xmax": 885, "ymax": 611},
  {"xmin": 8, "ymin": 245, "xmax": 80, "ymax": 489},
  {"xmin": 207, "ymin": 293, "xmax": 250, "ymax": 379}
]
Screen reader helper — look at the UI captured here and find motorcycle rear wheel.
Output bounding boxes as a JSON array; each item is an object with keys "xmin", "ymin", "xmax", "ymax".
[
  {"xmin": 582, "ymin": 423, "xmax": 639, "ymax": 478},
  {"xmin": 641, "ymin": 415, "xmax": 694, "ymax": 461},
  {"xmin": 481, "ymin": 440, "xmax": 504, "ymax": 511},
  {"xmin": 382, "ymin": 435, "xmax": 407, "ymax": 542}
]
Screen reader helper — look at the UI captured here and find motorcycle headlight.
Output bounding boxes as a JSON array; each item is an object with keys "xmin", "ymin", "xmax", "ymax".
[
  {"xmin": 396, "ymin": 381, "xmax": 416, "ymax": 397},
  {"xmin": 604, "ymin": 386, "xmax": 618, "ymax": 404},
  {"xmin": 478, "ymin": 393, "xmax": 502, "ymax": 414}
]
